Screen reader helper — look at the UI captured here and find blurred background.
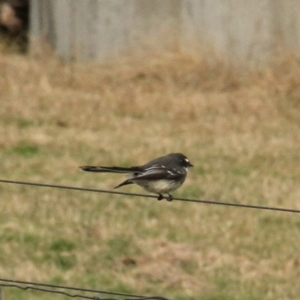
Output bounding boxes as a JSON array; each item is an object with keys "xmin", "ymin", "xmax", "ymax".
[{"xmin": 0, "ymin": 1, "xmax": 300, "ymax": 300}]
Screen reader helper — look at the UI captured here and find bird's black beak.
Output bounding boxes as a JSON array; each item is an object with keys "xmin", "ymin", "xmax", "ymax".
[{"xmin": 188, "ymin": 162, "xmax": 193, "ymax": 167}]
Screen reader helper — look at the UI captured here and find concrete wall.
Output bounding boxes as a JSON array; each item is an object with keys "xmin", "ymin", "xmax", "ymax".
[
  {"xmin": 30, "ymin": 0, "xmax": 300, "ymax": 64},
  {"xmin": 181, "ymin": 0, "xmax": 275, "ymax": 63}
]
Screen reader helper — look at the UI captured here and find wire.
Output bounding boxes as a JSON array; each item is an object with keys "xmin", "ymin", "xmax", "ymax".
[
  {"xmin": 0, "ymin": 278, "xmax": 171, "ymax": 300},
  {"xmin": 0, "ymin": 278, "xmax": 143, "ymax": 298},
  {"xmin": 0, "ymin": 178, "xmax": 299, "ymax": 214},
  {"xmin": 0, "ymin": 282, "xmax": 94, "ymax": 300}
]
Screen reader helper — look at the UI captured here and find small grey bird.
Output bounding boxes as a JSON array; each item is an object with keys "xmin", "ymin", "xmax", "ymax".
[{"xmin": 80, "ymin": 153, "xmax": 193, "ymax": 201}]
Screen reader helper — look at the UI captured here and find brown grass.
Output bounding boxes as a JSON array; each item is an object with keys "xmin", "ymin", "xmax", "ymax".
[{"xmin": 0, "ymin": 44, "xmax": 300, "ymax": 300}]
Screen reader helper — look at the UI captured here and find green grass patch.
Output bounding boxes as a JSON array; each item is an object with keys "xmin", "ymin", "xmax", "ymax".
[
  {"xmin": 11, "ymin": 142, "xmax": 40, "ymax": 157},
  {"xmin": 53, "ymin": 254, "xmax": 77, "ymax": 270},
  {"xmin": 49, "ymin": 238, "xmax": 77, "ymax": 252}
]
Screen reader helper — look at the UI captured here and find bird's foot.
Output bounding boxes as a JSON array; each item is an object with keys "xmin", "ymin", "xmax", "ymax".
[
  {"xmin": 157, "ymin": 194, "xmax": 173, "ymax": 201},
  {"xmin": 166, "ymin": 194, "xmax": 173, "ymax": 202},
  {"xmin": 157, "ymin": 194, "xmax": 164, "ymax": 201}
]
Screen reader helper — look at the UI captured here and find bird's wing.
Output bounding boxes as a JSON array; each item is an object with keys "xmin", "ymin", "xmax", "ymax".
[{"xmin": 131, "ymin": 166, "xmax": 182, "ymax": 181}]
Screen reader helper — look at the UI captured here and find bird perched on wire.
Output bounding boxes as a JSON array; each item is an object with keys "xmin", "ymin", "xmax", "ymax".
[{"xmin": 80, "ymin": 153, "xmax": 193, "ymax": 201}]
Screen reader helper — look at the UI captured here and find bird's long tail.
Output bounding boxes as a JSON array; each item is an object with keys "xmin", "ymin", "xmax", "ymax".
[{"xmin": 79, "ymin": 166, "xmax": 141, "ymax": 173}]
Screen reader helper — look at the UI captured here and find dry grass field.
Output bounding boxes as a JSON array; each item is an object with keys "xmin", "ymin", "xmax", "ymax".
[{"xmin": 0, "ymin": 42, "xmax": 300, "ymax": 300}]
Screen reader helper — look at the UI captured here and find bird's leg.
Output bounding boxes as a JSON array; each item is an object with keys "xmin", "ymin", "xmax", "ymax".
[
  {"xmin": 157, "ymin": 194, "xmax": 173, "ymax": 201},
  {"xmin": 166, "ymin": 194, "xmax": 173, "ymax": 202},
  {"xmin": 157, "ymin": 194, "xmax": 164, "ymax": 201}
]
